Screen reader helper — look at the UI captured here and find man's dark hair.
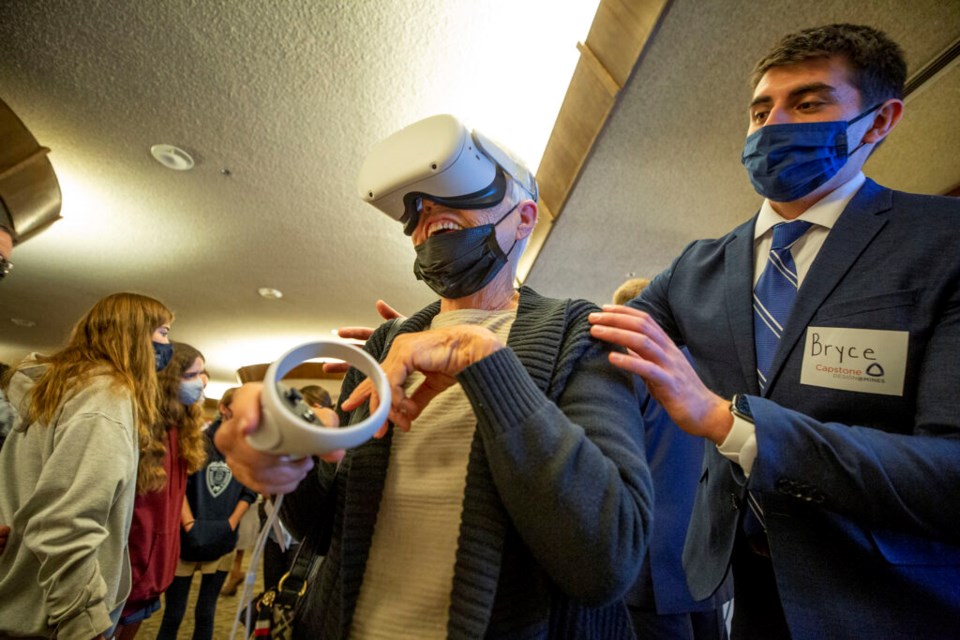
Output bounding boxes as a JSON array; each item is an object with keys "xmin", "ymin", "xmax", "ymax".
[{"xmin": 752, "ymin": 24, "xmax": 907, "ymax": 107}]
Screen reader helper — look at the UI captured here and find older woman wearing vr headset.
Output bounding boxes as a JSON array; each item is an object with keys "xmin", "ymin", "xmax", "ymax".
[{"xmin": 216, "ymin": 114, "xmax": 652, "ymax": 639}]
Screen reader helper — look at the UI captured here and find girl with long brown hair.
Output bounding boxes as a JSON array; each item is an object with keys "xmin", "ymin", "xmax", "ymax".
[
  {"xmin": 0, "ymin": 292, "xmax": 173, "ymax": 640},
  {"xmin": 114, "ymin": 341, "xmax": 208, "ymax": 638},
  {"xmin": 157, "ymin": 386, "xmax": 257, "ymax": 640}
]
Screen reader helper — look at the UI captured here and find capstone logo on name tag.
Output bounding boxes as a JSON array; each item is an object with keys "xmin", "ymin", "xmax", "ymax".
[{"xmin": 800, "ymin": 326, "xmax": 908, "ymax": 396}]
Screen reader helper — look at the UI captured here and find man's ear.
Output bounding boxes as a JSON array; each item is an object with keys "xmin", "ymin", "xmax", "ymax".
[
  {"xmin": 863, "ymin": 98, "xmax": 904, "ymax": 144},
  {"xmin": 516, "ymin": 199, "xmax": 538, "ymax": 241}
]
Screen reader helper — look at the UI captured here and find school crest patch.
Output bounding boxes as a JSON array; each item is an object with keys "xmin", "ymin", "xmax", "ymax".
[{"xmin": 206, "ymin": 460, "xmax": 233, "ymax": 498}]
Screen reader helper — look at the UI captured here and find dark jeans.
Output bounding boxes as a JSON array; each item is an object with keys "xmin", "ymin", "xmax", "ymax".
[
  {"xmin": 156, "ymin": 570, "xmax": 229, "ymax": 640},
  {"xmin": 629, "ymin": 605, "xmax": 729, "ymax": 640},
  {"xmin": 730, "ymin": 535, "xmax": 792, "ymax": 639}
]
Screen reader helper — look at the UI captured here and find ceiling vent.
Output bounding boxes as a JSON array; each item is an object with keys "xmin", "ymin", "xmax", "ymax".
[{"xmin": 150, "ymin": 144, "xmax": 195, "ymax": 171}]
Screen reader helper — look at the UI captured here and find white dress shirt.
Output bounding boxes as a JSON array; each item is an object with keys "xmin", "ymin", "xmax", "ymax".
[{"xmin": 718, "ymin": 172, "xmax": 867, "ymax": 476}]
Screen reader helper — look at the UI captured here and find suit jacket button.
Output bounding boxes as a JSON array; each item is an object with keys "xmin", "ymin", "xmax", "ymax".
[{"xmin": 730, "ymin": 493, "xmax": 739, "ymax": 510}]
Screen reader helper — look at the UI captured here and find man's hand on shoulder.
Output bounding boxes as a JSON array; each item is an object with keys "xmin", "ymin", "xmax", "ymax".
[{"xmin": 588, "ymin": 305, "xmax": 734, "ymax": 443}]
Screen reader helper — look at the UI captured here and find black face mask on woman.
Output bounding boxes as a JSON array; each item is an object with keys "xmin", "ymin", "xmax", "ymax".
[{"xmin": 413, "ymin": 204, "xmax": 518, "ymax": 299}]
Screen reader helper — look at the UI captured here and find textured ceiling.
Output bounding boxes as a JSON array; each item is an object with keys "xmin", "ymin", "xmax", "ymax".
[
  {"xmin": 0, "ymin": 0, "xmax": 599, "ymax": 395},
  {"xmin": 1, "ymin": 0, "xmax": 958, "ymax": 398}
]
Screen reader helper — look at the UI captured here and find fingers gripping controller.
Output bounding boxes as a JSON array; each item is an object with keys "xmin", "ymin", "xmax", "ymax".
[{"xmin": 246, "ymin": 341, "xmax": 391, "ymax": 457}]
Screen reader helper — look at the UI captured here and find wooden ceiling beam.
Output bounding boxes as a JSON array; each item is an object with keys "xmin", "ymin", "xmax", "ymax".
[{"xmin": 517, "ymin": 0, "xmax": 671, "ymax": 284}]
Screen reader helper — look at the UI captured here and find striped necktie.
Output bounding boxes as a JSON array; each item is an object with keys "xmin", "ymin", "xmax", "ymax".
[{"xmin": 753, "ymin": 220, "xmax": 812, "ymax": 392}]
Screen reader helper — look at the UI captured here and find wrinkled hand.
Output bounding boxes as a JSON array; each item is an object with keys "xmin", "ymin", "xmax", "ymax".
[
  {"xmin": 588, "ymin": 305, "xmax": 733, "ymax": 443},
  {"xmin": 0, "ymin": 524, "xmax": 9, "ymax": 556},
  {"xmin": 214, "ymin": 383, "xmax": 341, "ymax": 494},
  {"xmin": 341, "ymin": 325, "xmax": 504, "ymax": 435},
  {"xmin": 323, "ymin": 300, "xmax": 404, "ymax": 375}
]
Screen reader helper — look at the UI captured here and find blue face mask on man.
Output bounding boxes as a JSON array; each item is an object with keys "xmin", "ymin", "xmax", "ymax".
[{"xmin": 741, "ymin": 104, "xmax": 881, "ymax": 202}]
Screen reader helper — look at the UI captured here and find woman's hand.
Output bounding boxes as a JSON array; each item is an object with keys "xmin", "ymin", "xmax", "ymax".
[
  {"xmin": 323, "ymin": 299, "xmax": 405, "ymax": 375},
  {"xmin": 341, "ymin": 325, "xmax": 504, "ymax": 434}
]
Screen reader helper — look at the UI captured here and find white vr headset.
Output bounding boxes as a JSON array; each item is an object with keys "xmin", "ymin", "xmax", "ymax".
[{"xmin": 357, "ymin": 114, "xmax": 538, "ymax": 235}]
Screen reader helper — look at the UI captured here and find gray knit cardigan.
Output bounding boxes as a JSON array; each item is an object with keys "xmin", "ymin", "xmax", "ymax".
[{"xmin": 282, "ymin": 287, "xmax": 653, "ymax": 639}]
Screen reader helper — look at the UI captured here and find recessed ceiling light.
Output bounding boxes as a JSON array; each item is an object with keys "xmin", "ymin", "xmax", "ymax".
[
  {"xmin": 258, "ymin": 287, "xmax": 283, "ymax": 300},
  {"xmin": 150, "ymin": 144, "xmax": 195, "ymax": 171},
  {"xmin": 10, "ymin": 317, "xmax": 36, "ymax": 327}
]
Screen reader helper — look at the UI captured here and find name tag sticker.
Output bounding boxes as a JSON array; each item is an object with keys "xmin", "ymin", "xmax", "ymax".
[{"xmin": 800, "ymin": 327, "xmax": 908, "ymax": 396}]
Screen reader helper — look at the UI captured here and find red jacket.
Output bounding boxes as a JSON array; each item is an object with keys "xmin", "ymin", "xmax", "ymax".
[{"xmin": 122, "ymin": 426, "xmax": 186, "ymax": 611}]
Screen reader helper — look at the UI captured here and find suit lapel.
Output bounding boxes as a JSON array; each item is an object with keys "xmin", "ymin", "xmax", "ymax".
[
  {"xmin": 765, "ymin": 180, "xmax": 893, "ymax": 393},
  {"xmin": 724, "ymin": 217, "xmax": 762, "ymax": 396}
]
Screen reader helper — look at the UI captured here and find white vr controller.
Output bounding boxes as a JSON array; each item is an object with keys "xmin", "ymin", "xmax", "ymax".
[{"xmin": 245, "ymin": 341, "xmax": 391, "ymax": 457}]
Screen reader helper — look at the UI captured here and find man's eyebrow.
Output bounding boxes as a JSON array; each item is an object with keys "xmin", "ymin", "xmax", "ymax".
[{"xmin": 749, "ymin": 82, "xmax": 838, "ymax": 109}]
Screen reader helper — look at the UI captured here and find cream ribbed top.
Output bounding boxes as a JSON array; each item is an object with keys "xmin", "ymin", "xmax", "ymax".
[{"xmin": 351, "ymin": 308, "xmax": 516, "ymax": 639}]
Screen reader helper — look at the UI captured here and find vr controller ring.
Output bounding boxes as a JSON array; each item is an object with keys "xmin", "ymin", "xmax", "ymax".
[{"xmin": 246, "ymin": 341, "xmax": 391, "ymax": 457}]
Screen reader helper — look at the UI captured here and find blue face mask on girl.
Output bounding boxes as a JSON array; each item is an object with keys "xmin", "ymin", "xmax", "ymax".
[
  {"xmin": 741, "ymin": 104, "xmax": 881, "ymax": 202},
  {"xmin": 179, "ymin": 377, "xmax": 205, "ymax": 406}
]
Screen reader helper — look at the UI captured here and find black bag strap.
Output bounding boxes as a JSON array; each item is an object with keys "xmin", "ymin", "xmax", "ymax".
[
  {"xmin": 272, "ymin": 316, "xmax": 407, "ymax": 610},
  {"xmin": 273, "ymin": 520, "xmax": 326, "ymax": 608}
]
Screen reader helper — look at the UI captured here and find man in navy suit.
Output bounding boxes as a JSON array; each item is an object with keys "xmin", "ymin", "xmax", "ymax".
[
  {"xmin": 590, "ymin": 24, "xmax": 960, "ymax": 639},
  {"xmin": 613, "ymin": 279, "xmax": 732, "ymax": 640}
]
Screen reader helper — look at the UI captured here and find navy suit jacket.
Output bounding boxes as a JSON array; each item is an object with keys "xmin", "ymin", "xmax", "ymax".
[
  {"xmin": 625, "ymin": 354, "xmax": 733, "ymax": 615},
  {"xmin": 631, "ymin": 179, "xmax": 960, "ymax": 639}
]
